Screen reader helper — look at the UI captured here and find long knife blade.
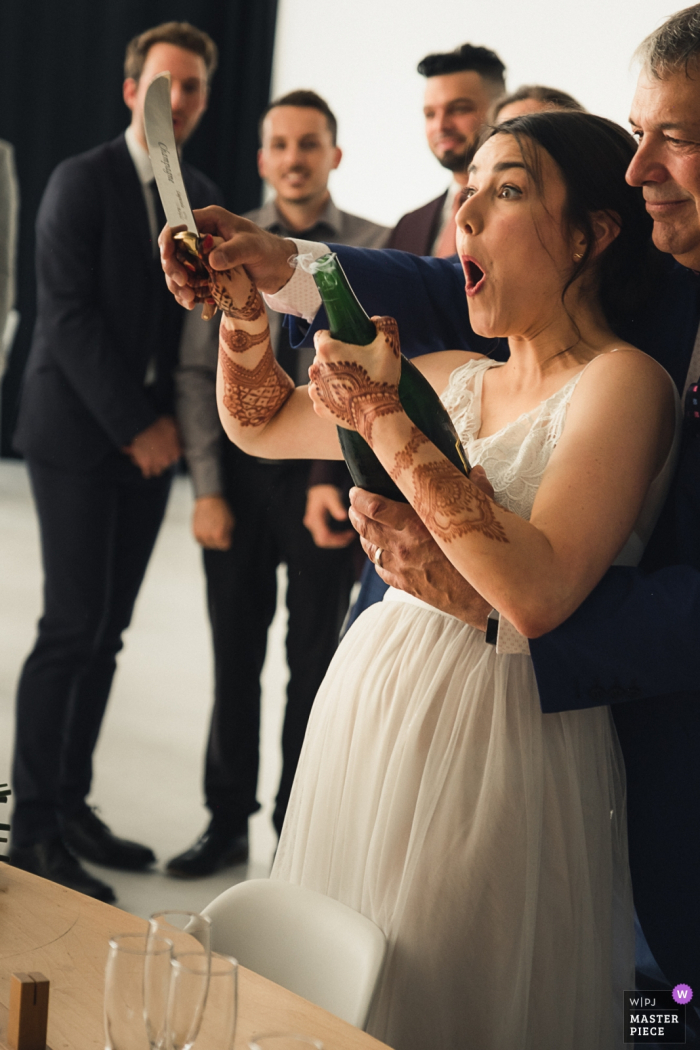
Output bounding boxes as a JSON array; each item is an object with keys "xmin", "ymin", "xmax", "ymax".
[
  {"xmin": 143, "ymin": 71, "xmax": 216, "ymax": 319},
  {"xmin": 144, "ymin": 71, "xmax": 197, "ymax": 233}
]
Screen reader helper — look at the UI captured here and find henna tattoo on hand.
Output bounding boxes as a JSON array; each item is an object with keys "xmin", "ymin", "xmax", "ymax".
[
  {"xmin": 200, "ymin": 248, "xmax": 265, "ymax": 320},
  {"xmin": 412, "ymin": 460, "xmax": 509, "ymax": 544},
  {"xmin": 374, "ymin": 316, "xmax": 401, "ymax": 358},
  {"xmin": 222, "ymin": 323, "xmax": 271, "ymax": 355},
  {"xmin": 389, "ymin": 425, "xmax": 430, "ymax": 480},
  {"xmin": 308, "ymin": 360, "xmax": 402, "ymax": 443},
  {"xmin": 219, "ymin": 342, "xmax": 294, "ymax": 427},
  {"xmin": 174, "ymin": 245, "xmax": 216, "ymax": 306},
  {"xmin": 208, "ymin": 271, "xmax": 266, "ymax": 320}
]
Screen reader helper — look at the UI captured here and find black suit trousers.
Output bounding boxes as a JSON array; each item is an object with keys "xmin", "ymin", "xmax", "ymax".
[
  {"xmin": 202, "ymin": 447, "xmax": 354, "ymax": 836},
  {"xmin": 12, "ymin": 454, "xmax": 172, "ymax": 846}
]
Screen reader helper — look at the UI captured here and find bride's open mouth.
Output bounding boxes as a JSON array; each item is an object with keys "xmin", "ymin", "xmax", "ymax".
[{"xmin": 463, "ymin": 256, "xmax": 486, "ymax": 297}]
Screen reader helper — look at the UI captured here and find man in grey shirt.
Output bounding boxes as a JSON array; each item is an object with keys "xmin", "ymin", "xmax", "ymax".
[{"xmin": 170, "ymin": 89, "xmax": 388, "ymax": 876}]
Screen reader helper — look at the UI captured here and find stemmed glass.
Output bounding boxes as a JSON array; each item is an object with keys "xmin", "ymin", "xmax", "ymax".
[
  {"xmin": 148, "ymin": 910, "xmax": 212, "ymax": 958},
  {"xmin": 167, "ymin": 951, "xmax": 238, "ymax": 1050},
  {"xmin": 104, "ymin": 932, "xmax": 173, "ymax": 1050},
  {"xmin": 149, "ymin": 910, "xmax": 212, "ymax": 1050}
]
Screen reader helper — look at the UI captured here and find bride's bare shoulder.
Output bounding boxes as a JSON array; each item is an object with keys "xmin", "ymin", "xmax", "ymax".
[
  {"xmin": 568, "ymin": 344, "xmax": 677, "ymax": 465},
  {"xmin": 581, "ymin": 343, "xmax": 675, "ymax": 393},
  {"xmin": 411, "ymin": 350, "xmax": 486, "ymax": 392}
]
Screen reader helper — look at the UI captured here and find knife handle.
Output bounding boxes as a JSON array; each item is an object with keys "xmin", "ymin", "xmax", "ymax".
[{"xmin": 173, "ymin": 231, "xmax": 218, "ymax": 322}]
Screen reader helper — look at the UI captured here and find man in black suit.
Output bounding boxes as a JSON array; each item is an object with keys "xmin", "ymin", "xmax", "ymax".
[
  {"xmin": 10, "ymin": 21, "xmax": 220, "ymax": 901},
  {"xmin": 388, "ymin": 44, "xmax": 505, "ymax": 257}
]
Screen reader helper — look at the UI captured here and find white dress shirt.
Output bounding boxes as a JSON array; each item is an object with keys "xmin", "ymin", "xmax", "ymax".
[
  {"xmin": 125, "ymin": 125, "xmax": 159, "ymax": 253},
  {"xmin": 430, "ymin": 180, "xmax": 462, "ymax": 257}
]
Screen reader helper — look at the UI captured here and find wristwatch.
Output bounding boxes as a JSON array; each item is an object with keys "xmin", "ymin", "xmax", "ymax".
[{"xmin": 485, "ymin": 608, "xmax": 500, "ymax": 646}]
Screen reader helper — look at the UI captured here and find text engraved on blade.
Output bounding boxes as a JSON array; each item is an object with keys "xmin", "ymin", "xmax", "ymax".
[{"xmin": 158, "ymin": 142, "xmax": 175, "ymax": 185}]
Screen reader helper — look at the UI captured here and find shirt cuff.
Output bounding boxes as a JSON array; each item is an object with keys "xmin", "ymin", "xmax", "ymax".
[
  {"xmin": 496, "ymin": 615, "xmax": 531, "ymax": 656},
  {"xmin": 262, "ymin": 238, "xmax": 328, "ymax": 322},
  {"xmin": 187, "ymin": 457, "xmax": 224, "ymax": 501}
]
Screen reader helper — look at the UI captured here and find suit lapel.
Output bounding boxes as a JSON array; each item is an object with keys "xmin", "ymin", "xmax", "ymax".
[
  {"xmin": 619, "ymin": 258, "xmax": 700, "ymax": 393},
  {"xmin": 422, "ymin": 191, "xmax": 448, "ymax": 255},
  {"xmin": 105, "ymin": 134, "xmax": 154, "ymax": 265}
]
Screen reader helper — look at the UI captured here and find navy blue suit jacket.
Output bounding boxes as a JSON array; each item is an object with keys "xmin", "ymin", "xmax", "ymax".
[
  {"xmin": 292, "ymin": 244, "xmax": 700, "ymax": 989},
  {"xmin": 15, "ymin": 134, "xmax": 221, "ymax": 469}
]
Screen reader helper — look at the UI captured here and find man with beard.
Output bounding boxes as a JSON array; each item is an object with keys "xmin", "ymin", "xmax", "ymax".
[
  {"xmin": 168, "ymin": 90, "xmax": 388, "ymax": 876},
  {"xmin": 388, "ymin": 44, "xmax": 506, "ymax": 257}
]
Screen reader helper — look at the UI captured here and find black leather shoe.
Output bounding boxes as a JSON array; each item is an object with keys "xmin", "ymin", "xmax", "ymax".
[
  {"xmin": 166, "ymin": 821, "xmax": 248, "ymax": 878},
  {"xmin": 61, "ymin": 807, "xmax": 156, "ymax": 870},
  {"xmin": 9, "ymin": 837, "xmax": 116, "ymax": 902}
]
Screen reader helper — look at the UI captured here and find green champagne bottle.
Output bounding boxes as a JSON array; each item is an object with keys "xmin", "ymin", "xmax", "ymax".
[{"xmin": 311, "ymin": 252, "xmax": 470, "ymax": 502}]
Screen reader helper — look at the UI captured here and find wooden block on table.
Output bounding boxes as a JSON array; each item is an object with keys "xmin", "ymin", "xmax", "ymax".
[{"xmin": 3, "ymin": 972, "xmax": 50, "ymax": 1050}]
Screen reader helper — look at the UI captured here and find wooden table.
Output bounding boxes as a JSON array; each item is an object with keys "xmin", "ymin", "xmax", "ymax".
[{"xmin": 0, "ymin": 864, "xmax": 389, "ymax": 1050}]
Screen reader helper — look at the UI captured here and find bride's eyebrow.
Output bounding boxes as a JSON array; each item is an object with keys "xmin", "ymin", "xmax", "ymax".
[
  {"xmin": 467, "ymin": 160, "xmax": 527, "ymax": 175},
  {"xmin": 492, "ymin": 161, "xmax": 527, "ymax": 173}
]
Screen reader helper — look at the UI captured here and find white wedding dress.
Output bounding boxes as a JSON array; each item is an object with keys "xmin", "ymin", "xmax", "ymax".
[{"xmin": 272, "ymin": 357, "xmax": 679, "ymax": 1050}]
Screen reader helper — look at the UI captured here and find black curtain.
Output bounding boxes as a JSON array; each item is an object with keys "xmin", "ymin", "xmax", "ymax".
[{"xmin": 0, "ymin": 0, "xmax": 278, "ymax": 455}]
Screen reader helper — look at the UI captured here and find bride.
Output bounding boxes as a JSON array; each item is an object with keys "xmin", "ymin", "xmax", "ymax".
[{"xmin": 173, "ymin": 112, "xmax": 678, "ymax": 1049}]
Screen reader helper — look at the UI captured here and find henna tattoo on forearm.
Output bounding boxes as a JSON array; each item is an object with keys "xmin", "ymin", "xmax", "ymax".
[
  {"xmin": 219, "ymin": 342, "xmax": 294, "ymax": 427},
  {"xmin": 221, "ymin": 324, "xmax": 271, "ymax": 355},
  {"xmin": 412, "ymin": 460, "xmax": 509, "ymax": 544},
  {"xmin": 374, "ymin": 316, "xmax": 400, "ymax": 358},
  {"xmin": 389, "ymin": 425, "xmax": 430, "ymax": 480},
  {"xmin": 359, "ymin": 396, "xmax": 404, "ymax": 444},
  {"xmin": 308, "ymin": 360, "xmax": 402, "ymax": 443},
  {"xmin": 208, "ymin": 272, "xmax": 266, "ymax": 321}
]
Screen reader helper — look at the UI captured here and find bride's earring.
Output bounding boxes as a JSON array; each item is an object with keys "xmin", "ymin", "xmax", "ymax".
[{"xmin": 573, "ymin": 252, "xmax": 583, "ymax": 261}]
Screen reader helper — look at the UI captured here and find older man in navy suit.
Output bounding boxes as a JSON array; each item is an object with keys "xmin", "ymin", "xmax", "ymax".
[{"xmin": 10, "ymin": 22, "xmax": 221, "ymax": 901}]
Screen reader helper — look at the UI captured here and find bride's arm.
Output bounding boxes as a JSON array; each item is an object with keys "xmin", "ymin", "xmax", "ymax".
[
  {"xmin": 209, "ymin": 260, "xmax": 343, "ymax": 461},
  {"xmin": 309, "ymin": 330, "xmax": 676, "ymax": 637}
]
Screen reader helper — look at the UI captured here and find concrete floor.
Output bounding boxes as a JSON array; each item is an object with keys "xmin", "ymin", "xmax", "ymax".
[{"xmin": 0, "ymin": 459, "xmax": 290, "ymax": 918}]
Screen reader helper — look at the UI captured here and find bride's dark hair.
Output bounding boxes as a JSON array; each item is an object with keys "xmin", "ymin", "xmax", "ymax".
[{"xmin": 486, "ymin": 111, "xmax": 661, "ymax": 332}]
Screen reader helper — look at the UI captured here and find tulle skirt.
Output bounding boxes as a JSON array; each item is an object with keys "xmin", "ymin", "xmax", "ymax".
[{"xmin": 272, "ymin": 590, "xmax": 633, "ymax": 1050}]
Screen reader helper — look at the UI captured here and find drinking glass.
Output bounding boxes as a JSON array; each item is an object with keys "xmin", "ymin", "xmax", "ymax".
[
  {"xmin": 148, "ymin": 910, "xmax": 212, "ymax": 958},
  {"xmin": 104, "ymin": 932, "xmax": 173, "ymax": 1050},
  {"xmin": 249, "ymin": 1037, "xmax": 324, "ymax": 1050},
  {"xmin": 168, "ymin": 952, "xmax": 238, "ymax": 1050}
]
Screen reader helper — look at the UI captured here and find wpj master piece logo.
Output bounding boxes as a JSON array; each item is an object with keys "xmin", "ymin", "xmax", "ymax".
[{"xmin": 624, "ymin": 986, "xmax": 693, "ymax": 1043}]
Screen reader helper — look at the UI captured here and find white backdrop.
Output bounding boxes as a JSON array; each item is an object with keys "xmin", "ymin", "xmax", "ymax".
[{"xmin": 271, "ymin": 0, "xmax": 674, "ymax": 227}]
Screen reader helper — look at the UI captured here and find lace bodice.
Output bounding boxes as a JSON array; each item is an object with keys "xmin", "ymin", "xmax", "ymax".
[
  {"xmin": 441, "ymin": 358, "xmax": 584, "ymax": 521},
  {"xmin": 440, "ymin": 356, "xmax": 681, "ymax": 563}
]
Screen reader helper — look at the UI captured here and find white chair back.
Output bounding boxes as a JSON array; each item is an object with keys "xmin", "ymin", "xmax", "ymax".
[{"xmin": 202, "ymin": 878, "xmax": 386, "ymax": 1029}]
